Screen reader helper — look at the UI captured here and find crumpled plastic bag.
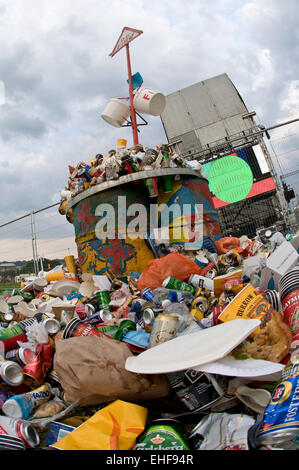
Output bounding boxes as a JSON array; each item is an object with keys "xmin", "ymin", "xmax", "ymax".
[
  {"xmin": 137, "ymin": 252, "xmax": 203, "ymax": 291},
  {"xmin": 54, "ymin": 336, "xmax": 170, "ymax": 406},
  {"xmin": 33, "ymin": 399, "xmax": 65, "ymax": 418},
  {"xmin": 189, "ymin": 412, "xmax": 255, "ymax": 450},
  {"xmin": 52, "ymin": 400, "xmax": 147, "ymax": 450},
  {"xmin": 215, "ymin": 237, "xmax": 240, "ymax": 254}
]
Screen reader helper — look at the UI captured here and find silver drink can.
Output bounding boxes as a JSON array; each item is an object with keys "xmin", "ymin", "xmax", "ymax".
[
  {"xmin": 5, "ymin": 347, "xmax": 36, "ymax": 367},
  {"xmin": 85, "ymin": 304, "xmax": 96, "ymax": 316},
  {"xmin": 0, "ymin": 360, "xmax": 23, "ymax": 386},
  {"xmin": 143, "ymin": 308, "xmax": 163, "ymax": 326},
  {"xmin": 99, "ymin": 309, "xmax": 113, "ymax": 322},
  {"xmin": 148, "ymin": 314, "xmax": 179, "ymax": 348},
  {"xmin": 43, "ymin": 318, "xmax": 61, "ymax": 335},
  {"xmin": 0, "ymin": 416, "xmax": 40, "ymax": 448}
]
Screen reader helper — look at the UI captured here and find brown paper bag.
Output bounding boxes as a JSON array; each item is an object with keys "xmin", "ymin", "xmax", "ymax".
[{"xmin": 53, "ymin": 336, "xmax": 170, "ymax": 406}]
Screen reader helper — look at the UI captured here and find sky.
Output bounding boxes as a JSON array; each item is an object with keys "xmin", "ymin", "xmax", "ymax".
[{"xmin": 0, "ymin": 0, "xmax": 298, "ymax": 262}]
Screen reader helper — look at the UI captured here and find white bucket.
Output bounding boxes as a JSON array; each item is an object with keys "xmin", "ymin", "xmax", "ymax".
[
  {"xmin": 133, "ymin": 88, "xmax": 166, "ymax": 116},
  {"xmin": 101, "ymin": 98, "xmax": 130, "ymax": 128}
]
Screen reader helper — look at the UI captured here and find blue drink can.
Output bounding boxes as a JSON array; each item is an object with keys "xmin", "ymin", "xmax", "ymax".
[
  {"xmin": 257, "ymin": 359, "xmax": 299, "ymax": 444},
  {"xmin": 141, "ymin": 287, "xmax": 155, "ymax": 303}
]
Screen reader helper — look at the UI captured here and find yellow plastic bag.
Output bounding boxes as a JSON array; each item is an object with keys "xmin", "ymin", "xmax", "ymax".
[{"xmin": 52, "ymin": 400, "xmax": 148, "ymax": 450}]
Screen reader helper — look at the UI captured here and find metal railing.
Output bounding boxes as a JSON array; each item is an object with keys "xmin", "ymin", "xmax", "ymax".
[{"xmin": 0, "ymin": 203, "xmax": 77, "ymax": 278}]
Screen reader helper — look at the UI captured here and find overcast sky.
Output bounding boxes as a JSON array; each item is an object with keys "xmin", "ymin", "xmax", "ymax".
[{"xmin": 0, "ymin": 0, "xmax": 298, "ymax": 262}]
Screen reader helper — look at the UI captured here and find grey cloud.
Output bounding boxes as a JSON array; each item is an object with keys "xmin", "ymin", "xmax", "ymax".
[
  {"xmin": 0, "ymin": 42, "xmax": 43, "ymax": 97},
  {"xmin": 0, "ymin": 109, "xmax": 47, "ymax": 140}
]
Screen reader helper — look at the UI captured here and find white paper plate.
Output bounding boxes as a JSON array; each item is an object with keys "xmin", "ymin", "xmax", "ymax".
[
  {"xmin": 0, "ymin": 299, "xmax": 9, "ymax": 314},
  {"xmin": 52, "ymin": 280, "xmax": 80, "ymax": 297},
  {"xmin": 193, "ymin": 354, "xmax": 285, "ymax": 378},
  {"xmin": 125, "ymin": 319, "xmax": 261, "ymax": 375},
  {"xmin": 7, "ymin": 295, "xmax": 24, "ymax": 305}
]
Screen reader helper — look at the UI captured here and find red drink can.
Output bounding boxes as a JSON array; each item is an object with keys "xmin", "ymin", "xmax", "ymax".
[
  {"xmin": 0, "ymin": 416, "xmax": 40, "ymax": 448},
  {"xmin": 62, "ymin": 319, "xmax": 103, "ymax": 339},
  {"xmin": 23, "ymin": 343, "xmax": 55, "ymax": 387}
]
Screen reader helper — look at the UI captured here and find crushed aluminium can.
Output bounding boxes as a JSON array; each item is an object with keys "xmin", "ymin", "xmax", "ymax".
[
  {"xmin": 134, "ymin": 419, "xmax": 190, "ymax": 450},
  {"xmin": 75, "ymin": 304, "xmax": 95, "ymax": 320},
  {"xmin": 0, "ymin": 416, "xmax": 40, "ymax": 448},
  {"xmin": 43, "ymin": 318, "xmax": 61, "ymax": 336},
  {"xmin": 22, "ymin": 343, "xmax": 55, "ymax": 387},
  {"xmin": 94, "ymin": 323, "xmax": 118, "ymax": 338},
  {"xmin": 0, "ymin": 360, "xmax": 24, "ymax": 387},
  {"xmin": 0, "ymin": 324, "xmax": 25, "ymax": 341},
  {"xmin": 95, "ymin": 291, "xmax": 112, "ymax": 311},
  {"xmin": 114, "ymin": 320, "xmax": 136, "ymax": 341},
  {"xmin": 257, "ymin": 358, "xmax": 299, "ymax": 444},
  {"xmin": 162, "ymin": 277, "xmax": 196, "ymax": 295},
  {"xmin": 141, "ymin": 287, "xmax": 155, "ymax": 303},
  {"xmin": 63, "ymin": 319, "xmax": 103, "ymax": 339},
  {"xmin": 143, "ymin": 308, "xmax": 163, "ymax": 326},
  {"xmin": 5, "ymin": 347, "xmax": 37, "ymax": 368}
]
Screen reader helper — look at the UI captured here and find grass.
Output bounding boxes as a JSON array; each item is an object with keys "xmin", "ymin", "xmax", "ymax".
[{"xmin": 0, "ymin": 283, "xmax": 20, "ymax": 293}]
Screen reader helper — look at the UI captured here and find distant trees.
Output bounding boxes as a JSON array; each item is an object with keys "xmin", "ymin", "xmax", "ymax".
[{"xmin": 0, "ymin": 258, "xmax": 64, "ymax": 284}]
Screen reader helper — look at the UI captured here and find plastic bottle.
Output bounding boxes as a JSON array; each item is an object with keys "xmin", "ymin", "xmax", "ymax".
[
  {"xmin": 249, "ymin": 272, "xmax": 261, "ymax": 288},
  {"xmin": 153, "ymin": 288, "xmax": 178, "ymax": 305},
  {"xmin": 163, "ymin": 302, "xmax": 194, "ymax": 333},
  {"xmin": 2, "ymin": 383, "xmax": 52, "ymax": 420},
  {"xmin": 153, "ymin": 288, "xmax": 194, "ymax": 307}
]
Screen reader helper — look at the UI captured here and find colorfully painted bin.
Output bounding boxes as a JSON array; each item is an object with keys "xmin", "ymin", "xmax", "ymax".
[
  {"xmin": 65, "ymin": 169, "xmax": 221, "ymax": 277},
  {"xmin": 157, "ymin": 175, "xmax": 222, "ymax": 247}
]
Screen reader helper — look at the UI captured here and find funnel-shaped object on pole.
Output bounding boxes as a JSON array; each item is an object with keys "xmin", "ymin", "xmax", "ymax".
[
  {"xmin": 109, "ymin": 27, "xmax": 143, "ymax": 57},
  {"xmin": 108, "ymin": 27, "xmax": 143, "ymax": 144}
]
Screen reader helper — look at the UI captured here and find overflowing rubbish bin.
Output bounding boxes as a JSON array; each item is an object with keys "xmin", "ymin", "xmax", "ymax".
[{"xmin": 0, "ymin": 141, "xmax": 298, "ymax": 451}]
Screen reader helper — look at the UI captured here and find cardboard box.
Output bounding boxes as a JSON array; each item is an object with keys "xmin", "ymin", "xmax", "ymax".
[
  {"xmin": 266, "ymin": 241, "xmax": 299, "ymax": 276},
  {"xmin": 52, "ymin": 304, "xmax": 75, "ymax": 321}
]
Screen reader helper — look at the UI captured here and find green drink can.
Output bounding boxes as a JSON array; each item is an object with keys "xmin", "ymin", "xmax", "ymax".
[
  {"xmin": 163, "ymin": 175, "xmax": 173, "ymax": 193},
  {"xmin": 162, "ymin": 151, "xmax": 170, "ymax": 165},
  {"xmin": 12, "ymin": 289, "xmax": 34, "ymax": 302},
  {"xmin": 21, "ymin": 292, "xmax": 35, "ymax": 302},
  {"xmin": 115, "ymin": 319, "xmax": 136, "ymax": 341},
  {"xmin": 143, "ymin": 166, "xmax": 159, "ymax": 198},
  {"xmin": 162, "ymin": 276, "xmax": 196, "ymax": 295},
  {"xmin": 94, "ymin": 323, "xmax": 118, "ymax": 337},
  {"xmin": 134, "ymin": 419, "xmax": 190, "ymax": 450},
  {"xmin": 0, "ymin": 324, "xmax": 25, "ymax": 341},
  {"xmin": 144, "ymin": 177, "xmax": 159, "ymax": 198},
  {"xmin": 95, "ymin": 291, "xmax": 112, "ymax": 311}
]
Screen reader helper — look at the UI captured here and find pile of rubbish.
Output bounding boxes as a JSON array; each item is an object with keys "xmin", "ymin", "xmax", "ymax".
[
  {"xmin": 58, "ymin": 141, "xmax": 205, "ymax": 206},
  {"xmin": 0, "ymin": 228, "xmax": 298, "ymax": 451}
]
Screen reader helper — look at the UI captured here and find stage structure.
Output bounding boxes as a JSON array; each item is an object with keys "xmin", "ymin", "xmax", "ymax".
[{"xmin": 160, "ymin": 73, "xmax": 293, "ymax": 237}]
